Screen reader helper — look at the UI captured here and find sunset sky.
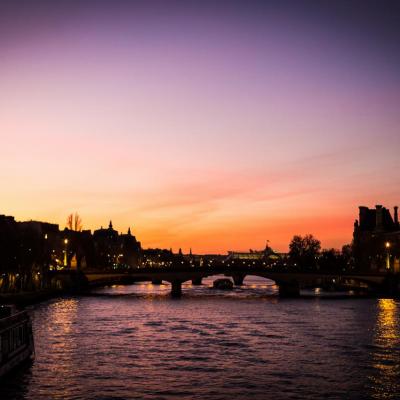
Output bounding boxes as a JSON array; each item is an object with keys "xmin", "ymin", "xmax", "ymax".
[{"xmin": 1, "ymin": 0, "xmax": 399, "ymax": 253}]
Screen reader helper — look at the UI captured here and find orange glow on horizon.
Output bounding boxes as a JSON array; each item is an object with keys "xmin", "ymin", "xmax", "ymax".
[{"xmin": 4, "ymin": 207, "xmax": 356, "ymax": 254}]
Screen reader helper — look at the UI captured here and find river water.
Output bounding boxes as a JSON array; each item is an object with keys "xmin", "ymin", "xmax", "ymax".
[{"xmin": 2, "ymin": 276, "xmax": 400, "ymax": 400}]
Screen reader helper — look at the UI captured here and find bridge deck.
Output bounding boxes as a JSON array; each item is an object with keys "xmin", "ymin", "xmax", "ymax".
[{"xmin": 80, "ymin": 267, "xmax": 391, "ymax": 297}]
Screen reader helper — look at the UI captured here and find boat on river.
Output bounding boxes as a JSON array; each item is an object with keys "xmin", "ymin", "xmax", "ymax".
[
  {"xmin": 0, "ymin": 305, "xmax": 35, "ymax": 378},
  {"xmin": 213, "ymin": 278, "xmax": 234, "ymax": 290}
]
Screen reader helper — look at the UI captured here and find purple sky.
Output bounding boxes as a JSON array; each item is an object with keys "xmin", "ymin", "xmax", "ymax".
[{"xmin": 1, "ymin": 1, "xmax": 399, "ymax": 252}]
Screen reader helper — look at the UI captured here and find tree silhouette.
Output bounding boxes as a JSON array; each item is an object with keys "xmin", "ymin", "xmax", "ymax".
[
  {"xmin": 67, "ymin": 213, "xmax": 82, "ymax": 231},
  {"xmin": 289, "ymin": 234, "xmax": 321, "ymax": 270}
]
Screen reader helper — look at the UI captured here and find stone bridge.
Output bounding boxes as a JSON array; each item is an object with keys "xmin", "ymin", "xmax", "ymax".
[{"xmin": 75, "ymin": 266, "xmax": 397, "ymax": 297}]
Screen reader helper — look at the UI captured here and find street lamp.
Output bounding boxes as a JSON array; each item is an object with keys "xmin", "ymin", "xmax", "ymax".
[
  {"xmin": 64, "ymin": 239, "xmax": 69, "ymax": 268},
  {"xmin": 385, "ymin": 242, "xmax": 391, "ymax": 270}
]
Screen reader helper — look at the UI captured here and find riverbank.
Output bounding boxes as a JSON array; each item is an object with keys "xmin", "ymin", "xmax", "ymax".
[{"xmin": 0, "ymin": 289, "xmax": 68, "ymax": 307}]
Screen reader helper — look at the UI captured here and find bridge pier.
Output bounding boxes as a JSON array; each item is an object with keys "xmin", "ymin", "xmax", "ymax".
[
  {"xmin": 171, "ymin": 281, "xmax": 182, "ymax": 298},
  {"xmin": 151, "ymin": 278, "xmax": 162, "ymax": 285},
  {"xmin": 191, "ymin": 277, "xmax": 202, "ymax": 285},
  {"xmin": 278, "ymin": 281, "xmax": 300, "ymax": 298},
  {"xmin": 232, "ymin": 274, "xmax": 246, "ymax": 286}
]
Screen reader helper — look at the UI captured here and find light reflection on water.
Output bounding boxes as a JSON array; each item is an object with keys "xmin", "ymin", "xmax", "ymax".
[
  {"xmin": 369, "ymin": 299, "xmax": 400, "ymax": 399},
  {"xmin": 1, "ymin": 276, "xmax": 399, "ymax": 400}
]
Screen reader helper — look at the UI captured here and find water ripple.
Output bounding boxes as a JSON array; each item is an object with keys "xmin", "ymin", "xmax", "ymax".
[{"xmin": 1, "ymin": 277, "xmax": 399, "ymax": 400}]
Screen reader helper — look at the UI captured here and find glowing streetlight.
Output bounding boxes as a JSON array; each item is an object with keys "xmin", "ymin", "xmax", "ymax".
[
  {"xmin": 385, "ymin": 242, "xmax": 391, "ymax": 270},
  {"xmin": 63, "ymin": 238, "xmax": 69, "ymax": 267}
]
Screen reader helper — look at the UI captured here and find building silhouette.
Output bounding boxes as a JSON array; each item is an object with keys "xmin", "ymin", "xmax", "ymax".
[
  {"xmin": 93, "ymin": 221, "xmax": 141, "ymax": 269},
  {"xmin": 0, "ymin": 215, "xmax": 142, "ymax": 292},
  {"xmin": 353, "ymin": 205, "xmax": 400, "ymax": 272}
]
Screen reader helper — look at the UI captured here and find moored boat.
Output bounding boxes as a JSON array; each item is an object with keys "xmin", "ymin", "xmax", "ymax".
[{"xmin": 0, "ymin": 305, "xmax": 35, "ymax": 378}]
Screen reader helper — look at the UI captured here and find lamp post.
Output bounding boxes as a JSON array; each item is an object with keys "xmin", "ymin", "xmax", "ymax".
[
  {"xmin": 385, "ymin": 242, "xmax": 391, "ymax": 270},
  {"xmin": 42, "ymin": 233, "xmax": 49, "ymax": 288},
  {"xmin": 63, "ymin": 238, "xmax": 69, "ymax": 268}
]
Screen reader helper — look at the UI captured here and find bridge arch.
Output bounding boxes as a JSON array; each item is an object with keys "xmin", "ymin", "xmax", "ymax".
[{"xmin": 76, "ymin": 269, "xmax": 393, "ymax": 297}]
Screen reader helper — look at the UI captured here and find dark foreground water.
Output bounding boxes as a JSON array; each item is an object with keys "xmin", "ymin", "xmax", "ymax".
[{"xmin": 2, "ymin": 276, "xmax": 400, "ymax": 400}]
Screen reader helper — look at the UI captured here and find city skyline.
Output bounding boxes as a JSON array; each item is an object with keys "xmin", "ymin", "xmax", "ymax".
[
  {"xmin": 3, "ymin": 204, "xmax": 400, "ymax": 255},
  {"xmin": 1, "ymin": 1, "xmax": 400, "ymax": 253}
]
